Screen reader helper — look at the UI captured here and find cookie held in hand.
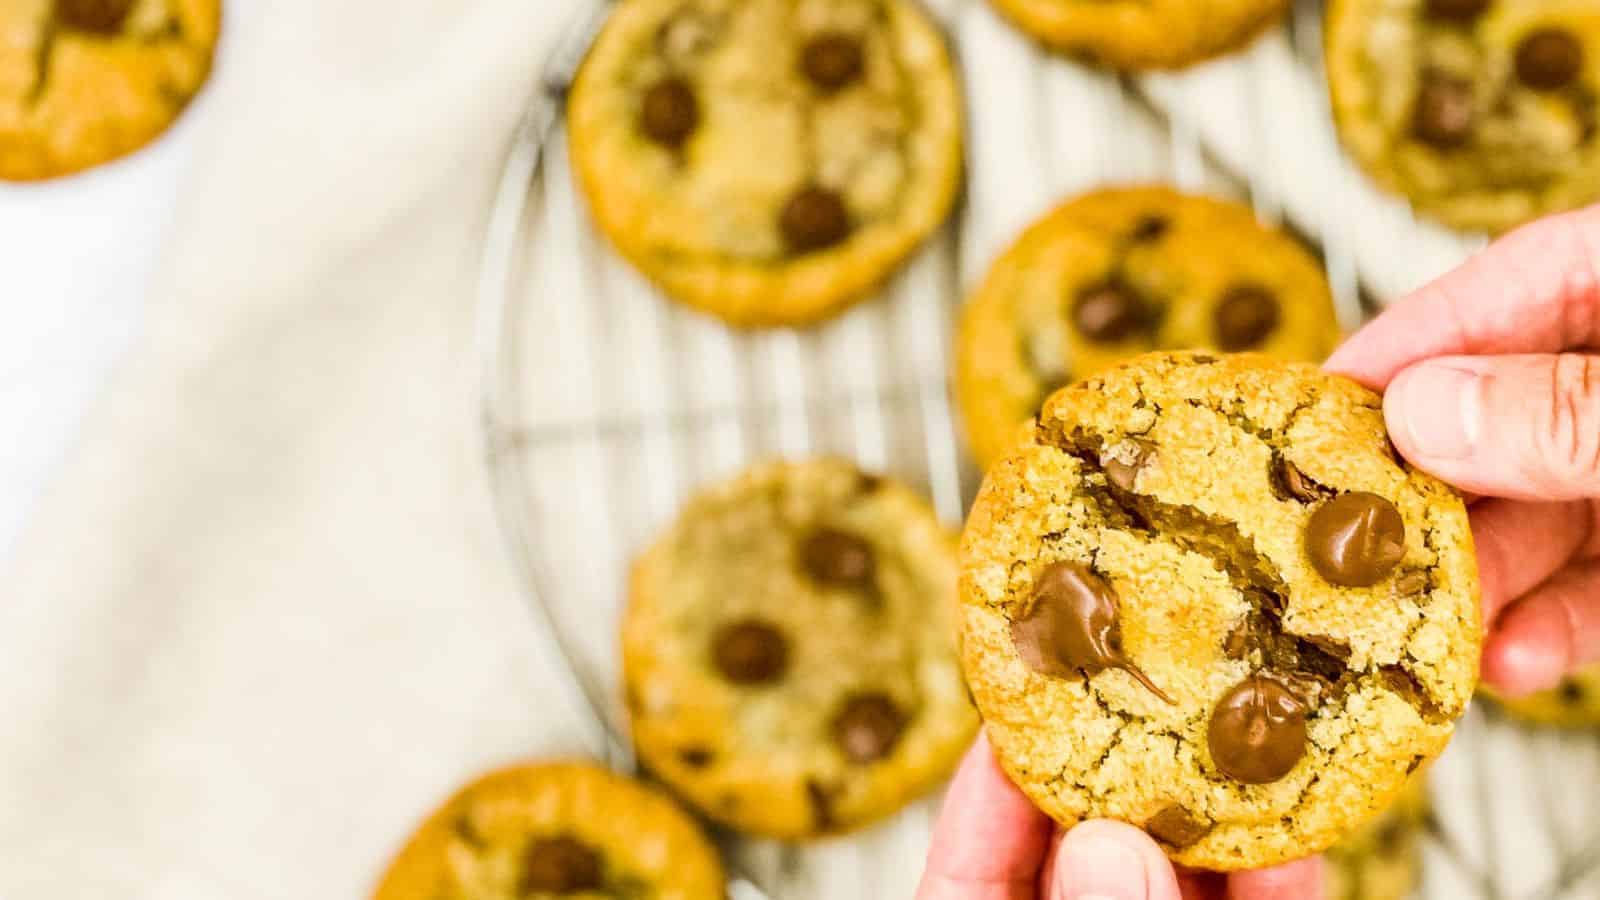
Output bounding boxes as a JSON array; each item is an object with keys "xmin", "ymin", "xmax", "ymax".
[{"xmin": 958, "ymin": 351, "xmax": 1480, "ymax": 869}]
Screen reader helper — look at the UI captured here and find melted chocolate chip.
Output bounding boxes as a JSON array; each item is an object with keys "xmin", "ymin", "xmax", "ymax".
[
  {"xmin": 1274, "ymin": 458, "xmax": 1325, "ymax": 504},
  {"xmin": 1392, "ymin": 569, "xmax": 1430, "ymax": 599},
  {"xmin": 678, "ymin": 746, "xmax": 715, "ymax": 768},
  {"xmin": 1072, "ymin": 281, "xmax": 1146, "ymax": 343},
  {"xmin": 521, "ymin": 835, "xmax": 604, "ymax": 894},
  {"xmin": 1560, "ymin": 678, "xmax": 1587, "ymax": 704},
  {"xmin": 831, "ymin": 692, "xmax": 905, "ymax": 762},
  {"xmin": 1145, "ymin": 805, "xmax": 1212, "ymax": 848},
  {"xmin": 1306, "ymin": 492, "xmax": 1406, "ymax": 587},
  {"xmin": 780, "ymin": 185, "xmax": 851, "ymax": 253},
  {"xmin": 1130, "ymin": 215, "xmax": 1170, "ymax": 242},
  {"xmin": 1213, "ymin": 284, "xmax": 1281, "ymax": 351},
  {"xmin": 1423, "ymin": 0, "xmax": 1490, "ymax": 22},
  {"xmin": 801, "ymin": 31, "xmax": 864, "ymax": 92},
  {"xmin": 800, "ymin": 527, "xmax": 877, "ymax": 591},
  {"xmin": 711, "ymin": 619, "xmax": 789, "ymax": 684},
  {"xmin": 1009, "ymin": 561, "xmax": 1172, "ymax": 702},
  {"xmin": 1516, "ymin": 29, "xmax": 1584, "ymax": 91},
  {"xmin": 1207, "ymin": 675, "xmax": 1308, "ymax": 784},
  {"xmin": 54, "ymin": 0, "xmax": 133, "ymax": 33},
  {"xmin": 639, "ymin": 77, "xmax": 700, "ymax": 147},
  {"xmin": 1101, "ymin": 438, "xmax": 1157, "ymax": 493},
  {"xmin": 1412, "ymin": 71, "xmax": 1476, "ymax": 148}
]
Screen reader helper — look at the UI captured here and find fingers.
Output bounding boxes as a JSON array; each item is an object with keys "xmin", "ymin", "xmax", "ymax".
[
  {"xmin": 1226, "ymin": 856, "xmax": 1324, "ymax": 900},
  {"xmin": 917, "ymin": 733, "xmax": 1053, "ymax": 900},
  {"xmin": 1383, "ymin": 353, "xmax": 1600, "ymax": 501},
  {"xmin": 1470, "ymin": 498, "xmax": 1597, "ymax": 625},
  {"xmin": 1044, "ymin": 819, "xmax": 1184, "ymax": 900},
  {"xmin": 1325, "ymin": 205, "xmax": 1600, "ymax": 390},
  {"xmin": 1482, "ymin": 558, "xmax": 1600, "ymax": 695}
]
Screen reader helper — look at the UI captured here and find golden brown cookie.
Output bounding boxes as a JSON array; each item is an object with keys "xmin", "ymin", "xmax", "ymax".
[
  {"xmin": 959, "ymin": 352, "xmax": 1480, "ymax": 870},
  {"xmin": 1325, "ymin": 777, "xmax": 1428, "ymax": 900},
  {"xmin": 567, "ymin": 0, "xmax": 962, "ymax": 327},
  {"xmin": 1485, "ymin": 663, "xmax": 1600, "ymax": 726},
  {"xmin": 1327, "ymin": 0, "xmax": 1600, "ymax": 232},
  {"xmin": 984, "ymin": 0, "xmax": 1289, "ymax": 69},
  {"xmin": 0, "ymin": 0, "xmax": 220, "ymax": 181},
  {"xmin": 623, "ymin": 458, "xmax": 977, "ymax": 839},
  {"xmin": 373, "ymin": 761, "xmax": 724, "ymax": 900},
  {"xmin": 955, "ymin": 187, "xmax": 1340, "ymax": 470}
]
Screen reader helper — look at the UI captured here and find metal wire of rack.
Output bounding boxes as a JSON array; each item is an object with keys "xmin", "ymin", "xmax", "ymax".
[{"xmin": 475, "ymin": 1, "xmax": 1600, "ymax": 897}]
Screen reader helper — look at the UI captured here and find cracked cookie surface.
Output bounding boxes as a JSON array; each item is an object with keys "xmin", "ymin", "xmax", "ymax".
[
  {"xmin": 567, "ymin": 0, "xmax": 962, "ymax": 327},
  {"xmin": 0, "ymin": 0, "xmax": 219, "ymax": 180},
  {"xmin": 955, "ymin": 187, "xmax": 1339, "ymax": 470},
  {"xmin": 623, "ymin": 458, "xmax": 976, "ymax": 838},
  {"xmin": 984, "ymin": 0, "xmax": 1289, "ymax": 69},
  {"xmin": 1486, "ymin": 663, "xmax": 1600, "ymax": 726},
  {"xmin": 959, "ymin": 352, "xmax": 1479, "ymax": 869},
  {"xmin": 1328, "ymin": 0, "xmax": 1600, "ymax": 232},
  {"xmin": 373, "ymin": 761, "xmax": 724, "ymax": 900},
  {"xmin": 1325, "ymin": 776, "xmax": 1428, "ymax": 900}
]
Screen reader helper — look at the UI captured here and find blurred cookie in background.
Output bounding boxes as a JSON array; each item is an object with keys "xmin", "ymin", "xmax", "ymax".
[
  {"xmin": 567, "ymin": 0, "xmax": 962, "ymax": 327},
  {"xmin": 0, "ymin": 0, "xmax": 221, "ymax": 180},
  {"xmin": 1485, "ymin": 664, "xmax": 1600, "ymax": 727},
  {"xmin": 984, "ymin": 0, "xmax": 1289, "ymax": 69},
  {"xmin": 1325, "ymin": 778, "xmax": 1429, "ymax": 900},
  {"xmin": 954, "ymin": 186, "xmax": 1339, "ymax": 470},
  {"xmin": 373, "ymin": 761, "xmax": 724, "ymax": 900},
  {"xmin": 1327, "ymin": 0, "xmax": 1600, "ymax": 232},
  {"xmin": 622, "ymin": 458, "xmax": 976, "ymax": 839}
]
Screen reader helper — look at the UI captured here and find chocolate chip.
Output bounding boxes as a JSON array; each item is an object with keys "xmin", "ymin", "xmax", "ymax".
[
  {"xmin": 1306, "ymin": 492, "xmax": 1406, "ymax": 587},
  {"xmin": 711, "ymin": 619, "xmax": 789, "ymax": 684},
  {"xmin": 1101, "ymin": 438, "xmax": 1157, "ymax": 493},
  {"xmin": 639, "ymin": 77, "xmax": 700, "ymax": 147},
  {"xmin": 856, "ymin": 471, "xmax": 884, "ymax": 494},
  {"xmin": 451, "ymin": 815, "xmax": 486, "ymax": 848},
  {"xmin": 780, "ymin": 185, "xmax": 851, "ymax": 253},
  {"xmin": 1423, "ymin": 0, "xmax": 1490, "ymax": 22},
  {"xmin": 1145, "ymin": 805, "xmax": 1212, "ymax": 848},
  {"xmin": 1072, "ymin": 281, "xmax": 1146, "ymax": 343},
  {"xmin": 1207, "ymin": 675, "xmax": 1308, "ymax": 784},
  {"xmin": 1516, "ymin": 29, "xmax": 1584, "ymax": 91},
  {"xmin": 1560, "ymin": 678, "xmax": 1587, "ymax": 704},
  {"xmin": 1130, "ymin": 215, "xmax": 1170, "ymax": 242},
  {"xmin": 1392, "ymin": 569, "xmax": 1430, "ymax": 599},
  {"xmin": 1274, "ymin": 457, "xmax": 1324, "ymax": 504},
  {"xmin": 678, "ymin": 746, "xmax": 715, "ymax": 768},
  {"xmin": 799, "ymin": 527, "xmax": 876, "ymax": 591},
  {"xmin": 806, "ymin": 779, "xmax": 840, "ymax": 832},
  {"xmin": 521, "ymin": 835, "xmax": 604, "ymax": 894},
  {"xmin": 55, "ymin": 0, "xmax": 133, "ymax": 32},
  {"xmin": 1412, "ymin": 71, "xmax": 1476, "ymax": 148},
  {"xmin": 831, "ymin": 692, "xmax": 905, "ymax": 762},
  {"xmin": 801, "ymin": 31, "xmax": 864, "ymax": 92},
  {"xmin": 1009, "ymin": 561, "xmax": 1172, "ymax": 702},
  {"xmin": 1213, "ymin": 284, "xmax": 1281, "ymax": 351},
  {"xmin": 1381, "ymin": 665, "xmax": 1434, "ymax": 714}
]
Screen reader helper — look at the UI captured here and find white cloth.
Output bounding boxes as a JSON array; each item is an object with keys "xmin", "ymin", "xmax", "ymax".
[{"xmin": 0, "ymin": 2, "xmax": 599, "ymax": 896}]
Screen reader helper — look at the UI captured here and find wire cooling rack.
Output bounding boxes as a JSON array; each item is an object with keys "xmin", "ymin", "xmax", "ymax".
[{"xmin": 475, "ymin": 1, "xmax": 1600, "ymax": 897}]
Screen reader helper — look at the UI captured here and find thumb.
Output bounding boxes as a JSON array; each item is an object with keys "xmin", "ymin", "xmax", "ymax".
[
  {"xmin": 1384, "ymin": 354, "xmax": 1600, "ymax": 501},
  {"xmin": 1046, "ymin": 820, "xmax": 1183, "ymax": 900}
]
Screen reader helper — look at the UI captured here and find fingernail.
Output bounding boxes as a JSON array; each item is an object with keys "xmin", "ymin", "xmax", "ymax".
[
  {"xmin": 1057, "ymin": 830, "xmax": 1148, "ymax": 900},
  {"xmin": 1390, "ymin": 363, "xmax": 1482, "ymax": 460}
]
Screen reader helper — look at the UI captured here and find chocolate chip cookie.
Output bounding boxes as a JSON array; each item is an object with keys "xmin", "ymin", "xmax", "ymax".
[
  {"xmin": 1328, "ymin": 0, "xmax": 1600, "ymax": 232},
  {"xmin": 623, "ymin": 458, "xmax": 976, "ymax": 838},
  {"xmin": 567, "ymin": 0, "xmax": 962, "ymax": 327},
  {"xmin": 0, "ymin": 0, "xmax": 220, "ymax": 181},
  {"xmin": 373, "ymin": 761, "xmax": 724, "ymax": 900},
  {"xmin": 959, "ymin": 352, "xmax": 1480, "ymax": 870},
  {"xmin": 1486, "ymin": 663, "xmax": 1600, "ymax": 726},
  {"xmin": 1325, "ymin": 777, "xmax": 1428, "ymax": 900},
  {"xmin": 955, "ymin": 187, "xmax": 1340, "ymax": 470},
  {"xmin": 984, "ymin": 0, "xmax": 1289, "ymax": 69}
]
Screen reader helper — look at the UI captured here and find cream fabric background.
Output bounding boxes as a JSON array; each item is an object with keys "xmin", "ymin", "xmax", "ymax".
[{"xmin": 0, "ymin": 2, "xmax": 602, "ymax": 895}]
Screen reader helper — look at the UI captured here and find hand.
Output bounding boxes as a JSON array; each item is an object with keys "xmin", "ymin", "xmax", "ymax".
[
  {"xmin": 1326, "ymin": 204, "xmax": 1600, "ymax": 696},
  {"xmin": 915, "ymin": 734, "xmax": 1322, "ymax": 900}
]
